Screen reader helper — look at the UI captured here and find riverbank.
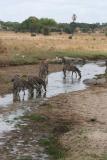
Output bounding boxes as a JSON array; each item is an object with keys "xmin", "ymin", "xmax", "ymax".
[{"xmin": 1, "ymin": 86, "xmax": 107, "ymax": 160}]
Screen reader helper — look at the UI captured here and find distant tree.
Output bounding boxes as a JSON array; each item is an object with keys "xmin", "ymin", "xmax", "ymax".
[
  {"xmin": 58, "ymin": 23, "xmax": 71, "ymax": 34},
  {"xmin": 2, "ymin": 21, "xmax": 20, "ymax": 31},
  {"xmin": 20, "ymin": 16, "xmax": 39, "ymax": 32},
  {"xmin": 39, "ymin": 18, "xmax": 57, "ymax": 27},
  {"xmin": 90, "ymin": 24, "xmax": 98, "ymax": 33},
  {"xmin": 72, "ymin": 14, "xmax": 77, "ymax": 23},
  {"xmin": 19, "ymin": 17, "xmax": 57, "ymax": 33},
  {"xmin": 42, "ymin": 27, "xmax": 50, "ymax": 35},
  {"xmin": 70, "ymin": 14, "xmax": 77, "ymax": 36},
  {"xmin": 0, "ymin": 16, "xmax": 103, "ymax": 34}
]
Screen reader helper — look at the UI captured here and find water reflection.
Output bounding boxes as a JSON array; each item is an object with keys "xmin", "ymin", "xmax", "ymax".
[
  {"xmin": 63, "ymin": 76, "xmax": 81, "ymax": 84},
  {"xmin": 13, "ymin": 89, "xmax": 46, "ymax": 103}
]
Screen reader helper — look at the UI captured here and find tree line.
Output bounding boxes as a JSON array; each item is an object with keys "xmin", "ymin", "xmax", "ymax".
[{"xmin": 0, "ymin": 16, "xmax": 107, "ymax": 35}]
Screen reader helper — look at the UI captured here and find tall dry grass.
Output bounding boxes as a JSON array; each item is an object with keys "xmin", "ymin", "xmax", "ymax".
[{"xmin": 0, "ymin": 31, "xmax": 107, "ymax": 65}]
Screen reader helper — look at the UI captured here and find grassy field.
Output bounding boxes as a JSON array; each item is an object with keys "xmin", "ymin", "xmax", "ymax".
[{"xmin": 0, "ymin": 31, "xmax": 107, "ymax": 65}]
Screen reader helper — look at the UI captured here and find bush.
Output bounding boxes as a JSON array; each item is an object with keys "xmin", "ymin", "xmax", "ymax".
[
  {"xmin": 31, "ymin": 33, "xmax": 36, "ymax": 37},
  {"xmin": 43, "ymin": 27, "xmax": 50, "ymax": 35},
  {"xmin": 68, "ymin": 35, "xmax": 73, "ymax": 39}
]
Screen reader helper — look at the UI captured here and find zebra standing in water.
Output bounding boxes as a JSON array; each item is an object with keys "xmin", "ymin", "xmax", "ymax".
[
  {"xmin": 105, "ymin": 60, "xmax": 107, "ymax": 73},
  {"xmin": 12, "ymin": 74, "xmax": 47, "ymax": 101},
  {"xmin": 61, "ymin": 57, "xmax": 81, "ymax": 79},
  {"xmin": 39, "ymin": 60, "xmax": 49, "ymax": 85},
  {"xmin": 11, "ymin": 75, "xmax": 28, "ymax": 101},
  {"xmin": 27, "ymin": 75, "xmax": 47, "ymax": 97}
]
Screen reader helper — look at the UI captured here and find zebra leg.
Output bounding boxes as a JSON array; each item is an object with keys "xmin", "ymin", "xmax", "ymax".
[
  {"xmin": 43, "ymin": 92, "xmax": 46, "ymax": 98},
  {"xmin": 28, "ymin": 87, "xmax": 34, "ymax": 99},
  {"xmin": 72, "ymin": 71, "xmax": 74, "ymax": 78},
  {"xmin": 36, "ymin": 84, "xmax": 42, "ymax": 96},
  {"xmin": 45, "ymin": 76, "xmax": 48, "ymax": 85},
  {"xmin": 105, "ymin": 67, "xmax": 107, "ymax": 73},
  {"xmin": 22, "ymin": 94, "xmax": 24, "ymax": 101},
  {"xmin": 13, "ymin": 89, "xmax": 19, "ymax": 102},
  {"xmin": 75, "ymin": 71, "xmax": 77, "ymax": 78},
  {"xmin": 24, "ymin": 89, "xmax": 25, "ymax": 96},
  {"xmin": 63, "ymin": 69, "xmax": 66, "ymax": 79}
]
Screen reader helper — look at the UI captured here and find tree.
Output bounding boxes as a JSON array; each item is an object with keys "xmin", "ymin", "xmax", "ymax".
[
  {"xmin": 42, "ymin": 27, "xmax": 50, "ymax": 35},
  {"xmin": 39, "ymin": 18, "xmax": 57, "ymax": 27},
  {"xmin": 69, "ymin": 14, "xmax": 77, "ymax": 36},
  {"xmin": 20, "ymin": 16, "xmax": 39, "ymax": 32},
  {"xmin": 72, "ymin": 14, "xmax": 77, "ymax": 23}
]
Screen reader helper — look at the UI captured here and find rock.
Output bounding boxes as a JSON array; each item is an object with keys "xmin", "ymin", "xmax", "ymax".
[
  {"xmin": 96, "ymin": 78, "xmax": 106, "ymax": 84},
  {"xmin": 61, "ymin": 57, "xmax": 85, "ymax": 65},
  {"xmin": 83, "ymin": 79, "xmax": 97, "ymax": 85},
  {"xmin": 83, "ymin": 78, "xmax": 106, "ymax": 86}
]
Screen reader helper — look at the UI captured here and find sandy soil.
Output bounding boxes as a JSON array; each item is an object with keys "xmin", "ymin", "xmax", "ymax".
[
  {"xmin": 0, "ymin": 85, "xmax": 107, "ymax": 159},
  {"xmin": 42, "ymin": 86, "xmax": 107, "ymax": 160}
]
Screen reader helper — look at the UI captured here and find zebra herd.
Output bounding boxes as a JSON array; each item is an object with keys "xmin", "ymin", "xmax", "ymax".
[
  {"xmin": 12, "ymin": 58, "xmax": 81, "ymax": 101},
  {"xmin": 12, "ymin": 60, "xmax": 48, "ymax": 101}
]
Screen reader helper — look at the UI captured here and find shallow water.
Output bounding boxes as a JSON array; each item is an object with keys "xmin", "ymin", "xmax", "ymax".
[
  {"xmin": 47, "ymin": 62, "xmax": 105, "ymax": 97},
  {"xmin": 0, "ymin": 62, "xmax": 105, "ymax": 108},
  {"xmin": 0, "ymin": 107, "xmax": 30, "ymax": 137}
]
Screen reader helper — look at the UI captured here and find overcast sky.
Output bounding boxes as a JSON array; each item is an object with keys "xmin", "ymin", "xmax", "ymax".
[{"xmin": 0, "ymin": 0, "xmax": 107, "ymax": 23}]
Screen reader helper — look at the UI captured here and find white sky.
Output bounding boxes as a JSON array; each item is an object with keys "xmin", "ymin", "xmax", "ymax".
[{"xmin": 0, "ymin": 0, "xmax": 107, "ymax": 23}]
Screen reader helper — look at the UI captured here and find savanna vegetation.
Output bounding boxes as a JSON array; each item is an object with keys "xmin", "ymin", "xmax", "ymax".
[
  {"xmin": 0, "ymin": 31, "xmax": 107, "ymax": 66},
  {"xmin": 0, "ymin": 16, "xmax": 107, "ymax": 66}
]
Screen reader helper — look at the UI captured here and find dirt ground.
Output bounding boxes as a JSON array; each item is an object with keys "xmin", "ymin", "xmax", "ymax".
[
  {"xmin": 35, "ymin": 86, "xmax": 107, "ymax": 160},
  {"xmin": 1, "ymin": 86, "xmax": 107, "ymax": 159}
]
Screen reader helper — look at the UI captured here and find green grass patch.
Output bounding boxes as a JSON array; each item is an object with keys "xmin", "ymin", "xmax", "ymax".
[
  {"xmin": 4, "ymin": 50, "xmax": 107, "ymax": 66},
  {"xmin": 10, "ymin": 53, "xmax": 39, "ymax": 65},
  {"xmin": 101, "ymin": 153, "xmax": 107, "ymax": 160},
  {"xmin": 23, "ymin": 114, "xmax": 47, "ymax": 122},
  {"xmin": 49, "ymin": 50, "xmax": 107, "ymax": 59},
  {"xmin": 39, "ymin": 136, "xmax": 65, "ymax": 160},
  {"xmin": 16, "ymin": 155, "xmax": 32, "ymax": 160}
]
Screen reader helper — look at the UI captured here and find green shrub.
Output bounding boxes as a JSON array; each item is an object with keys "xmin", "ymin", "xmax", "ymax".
[
  {"xmin": 39, "ymin": 137, "xmax": 65, "ymax": 159},
  {"xmin": 43, "ymin": 27, "xmax": 50, "ymax": 35}
]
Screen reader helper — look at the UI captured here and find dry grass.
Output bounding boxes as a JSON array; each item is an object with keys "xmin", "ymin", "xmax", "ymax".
[{"xmin": 0, "ymin": 31, "xmax": 107, "ymax": 65}]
